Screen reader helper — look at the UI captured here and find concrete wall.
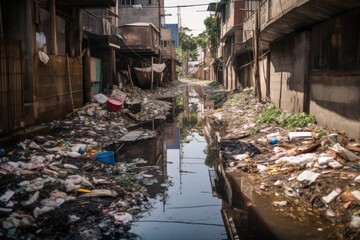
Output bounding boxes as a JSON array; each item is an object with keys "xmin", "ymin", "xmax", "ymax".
[
  {"xmin": 259, "ymin": 56, "xmax": 268, "ymax": 100},
  {"xmin": 270, "ymin": 31, "xmax": 310, "ymax": 113},
  {"xmin": 118, "ymin": 0, "xmax": 160, "ymax": 29},
  {"xmin": 237, "ymin": 53, "xmax": 253, "ymax": 91},
  {"xmin": 270, "ymin": 0, "xmax": 309, "ymax": 20},
  {"xmin": 310, "ymin": 74, "xmax": 360, "ymax": 139},
  {"xmin": 309, "ymin": 9, "xmax": 360, "ymax": 139}
]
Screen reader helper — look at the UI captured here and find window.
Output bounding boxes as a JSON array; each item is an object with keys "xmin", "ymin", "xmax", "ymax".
[
  {"xmin": 149, "ymin": 0, "xmax": 152, "ymax": 4},
  {"xmin": 121, "ymin": 0, "xmax": 135, "ymax": 5},
  {"xmin": 222, "ymin": 3, "xmax": 230, "ymax": 23},
  {"xmin": 246, "ymin": 1, "xmax": 257, "ymax": 18},
  {"xmin": 161, "ymin": 40, "xmax": 168, "ymax": 48}
]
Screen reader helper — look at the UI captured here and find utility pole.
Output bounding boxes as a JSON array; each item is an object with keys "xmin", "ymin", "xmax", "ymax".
[
  {"xmin": 254, "ymin": 1, "xmax": 262, "ymax": 102},
  {"xmin": 177, "ymin": 6, "xmax": 186, "ymax": 77}
]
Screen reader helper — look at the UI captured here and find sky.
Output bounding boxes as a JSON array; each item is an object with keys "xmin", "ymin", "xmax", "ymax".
[{"xmin": 164, "ymin": 0, "xmax": 214, "ymax": 36}]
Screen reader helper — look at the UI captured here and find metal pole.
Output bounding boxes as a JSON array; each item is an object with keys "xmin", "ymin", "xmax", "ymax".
[
  {"xmin": 254, "ymin": 1, "xmax": 262, "ymax": 102},
  {"xmin": 151, "ymin": 56, "xmax": 154, "ymax": 91},
  {"xmin": 50, "ymin": 0, "xmax": 58, "ymax": 55}
]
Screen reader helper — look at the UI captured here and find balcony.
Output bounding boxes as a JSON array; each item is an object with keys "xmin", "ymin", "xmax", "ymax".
[
  {"xmin": 260, "ymin": 0, "xmax": 360, "ymax": 43},
  {"xmin": 117, "ymin": 23, "xmax": 161, "ymax": 55}
]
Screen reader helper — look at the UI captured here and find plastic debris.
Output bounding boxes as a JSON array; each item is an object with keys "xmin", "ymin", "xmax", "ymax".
[
  {"xmin": 273, "ymin": 201, "xmax": 287, "ymax": 207},
  {"xmin": 113, "ymin": 212, "xmax": 133, "ymax": 225},
  {"xmin": 296, "ymin": 170, "xmax": 320, "ymax": 184},
  {"xmin": 352, "ymin": 191, "xmax": 360, "ymax": 201},
  {"xmin": 328, "ymin": 160, "xmax": 343, "ymax": 169},
  {"xmin": 3, "ymin": 212, "xmax": 35, "ymax": 229},
  {"xmin": 94, "ymin": 93, "xmax": 108, "ymax": 104},
  {"xmin": 322, "ymin": 188, "xmax": 342, "ymax": 204},
  {"xmin": 329, "ymin": 143, "xmax": 360, "ymax": 162},
  {"xmin": 0, "ymin": 190, "xmax": 15, "ymax": 202},
  {"xmin": 288, "ymin": 132, "xmax": 312, "ymax": 141},
  {"xmin": 350, "ymin": 215, "xmax": 360, "ymax": 229},
  {"xmin": 33, "ymin": 206, "xmax": 54, "ymax": 218},
  {"xmin": 318, "ymin": 156, "xmax": 334, "ymax": 165},
  {"xmin": 22, "ymin": 191, "xmax": 40, "ymax": 206},
  {"xmin": 80, "ymin": 189, "xmax": 118, "ymax": 198}
]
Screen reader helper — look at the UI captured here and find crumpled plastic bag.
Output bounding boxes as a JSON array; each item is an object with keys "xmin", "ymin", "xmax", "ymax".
[
  {"xmin": 38, "ymin": 51, "xmax": 49, "ymax": 64},
  {"xmin": 329, "ymin": 143, "xmax": 360, "ymax": 162}
]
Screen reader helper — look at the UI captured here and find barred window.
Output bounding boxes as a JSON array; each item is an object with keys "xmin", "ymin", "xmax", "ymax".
[{"xmin": 121, "ymin": 0, "xmax": 135, "ymax": 5}]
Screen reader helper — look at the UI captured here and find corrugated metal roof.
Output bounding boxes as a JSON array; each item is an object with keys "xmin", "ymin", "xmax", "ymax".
[{"xmin": 207, "ymin": 1, "xmax": 228, "ymax": 12}]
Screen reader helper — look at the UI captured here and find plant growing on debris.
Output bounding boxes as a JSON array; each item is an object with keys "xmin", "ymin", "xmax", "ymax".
[
  {"xmin": 257, "ymin": 104, "xmax": 316, "ymax": 128},
  {"xmin": 223, "ymin": 91, "xmax": 252, "ymax": 106}
]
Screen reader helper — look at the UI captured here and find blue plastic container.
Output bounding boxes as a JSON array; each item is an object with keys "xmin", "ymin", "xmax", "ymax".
[
  {"xmin": 0, "ymin": 148, "xmax": 5, "ymax": 157},
  {"xmin": 96, "ymin": 151, "xmax": 115, "ymax": 165}
]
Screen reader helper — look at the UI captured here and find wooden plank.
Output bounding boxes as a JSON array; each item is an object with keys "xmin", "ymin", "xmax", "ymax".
[{"xmin": 119, "ymin": 130, "xmax": 145, "ymax": 142}]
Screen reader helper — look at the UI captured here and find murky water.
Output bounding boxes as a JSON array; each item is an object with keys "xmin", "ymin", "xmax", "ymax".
[
  {"xmin": 122, "ymin": 86, "xmax": 227, "ymax": 239},
  {"xmin": 119, "ymin": 85, "xmax": 338, "ymax": 240}
]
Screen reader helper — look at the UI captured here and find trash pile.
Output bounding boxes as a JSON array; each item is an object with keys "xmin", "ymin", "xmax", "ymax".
[
  {"xmin": 204, "ymin": 87, "xmax": 360, "ymax": 238},
  {"xmin": 0, "ymin": 84, "xmax": 178, "ymax": 239}
]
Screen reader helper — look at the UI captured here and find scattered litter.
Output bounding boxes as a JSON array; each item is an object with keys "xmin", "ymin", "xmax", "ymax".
[
  {"xmin": 322, "ymin": 188, "xmax": 342, "ymax": 204},
  {"xmin": 350, "ymin": 216, "xmax": 360, "ymax": 229},
  {"xmin": 80, "ymin": 189, "xmax": 118, "ymax": 198},
  {"xmin": 352, "ymin": 191, "xmax": 360, "ymax": 201},
  {"xmin": 329, "ymin": 143, "xmax": 360, "ymax": 162},
  {"xmin": 0, "ymin": 190, "xmax": 15, "ymax": 202},
  {"xmin": 113, "ymin": 212, "xmax": 133, "ymax": 225},
  {"xmin": 273, "ymin": 201, "xmax": 287, "ymax": 207},
  {"xmin": 288, "ymin": 132, "xmax": 312, "ymax": 141},
  {"xmin": 296, "ymin": 170, "xmax": 320, "ymax": 184}
]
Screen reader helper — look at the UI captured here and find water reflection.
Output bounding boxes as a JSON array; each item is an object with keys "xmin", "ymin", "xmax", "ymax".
[{"xmin": 123, "ymin": 85, "xmax": 227, "ymax": 239}]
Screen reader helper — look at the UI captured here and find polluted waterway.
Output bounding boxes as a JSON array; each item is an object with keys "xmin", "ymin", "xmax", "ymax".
[
  {"xmin": 122, "ymin": 86, "xmax": 227, "ymax": 239},
  {"xmin": 0, "ymin": 83, "xmax": 346, "ymax": 240},
  {"xmin": 125, "ymin": 132, "xmax": 226, "ymax": 240}
]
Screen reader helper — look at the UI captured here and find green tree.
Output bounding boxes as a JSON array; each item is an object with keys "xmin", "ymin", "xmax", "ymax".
[
  {"xmin": 178, "ymin": 27, "xmax": 197, "ymax": 76},
  {"xmin": 203, "ymin": 16, "xmax": 219, "ymax": 58}
]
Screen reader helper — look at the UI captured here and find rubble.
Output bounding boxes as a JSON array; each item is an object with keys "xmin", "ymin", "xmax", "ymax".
[
  {"xmin": 203, "ymin": 86, "xmax": 360, "ymax": 238},
  {"xmin": 0, "ymin": 81, "xmax": 181, "ymax": 239}
]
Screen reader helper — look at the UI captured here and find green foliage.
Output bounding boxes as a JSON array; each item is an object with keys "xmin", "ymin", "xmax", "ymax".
[
  {"xmin": 178, "ymin": 27, "xmax": 197, "ymax": 53},
  {"xmin": 257, "ymin": 104, "xmax": 283, "ymax": 124},
  {"xmin": 223, "ymin": 91, "xmax": 252, "ymax": 106},
  {"xmin": 281, "ymin": 112, "xmax": 316, "ymax": 129},
  {"xmin": 203, "ymin": 16, "xmax": 219, "ymax": 58},
  {"xmin": 257, "ymin": 104, "xmax": 316, "ymax": 129}
]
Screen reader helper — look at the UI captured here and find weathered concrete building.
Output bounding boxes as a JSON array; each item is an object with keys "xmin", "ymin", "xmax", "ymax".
[
  {"xmin": 197, "ymin": 47, "xmax": 213, "ymax": 81},
  {"xmin": 118, "ymin": 0, "xmax": 162, "ymax": 30},
  {"xmin": 161, "ymin": 28, "xmax": 177, "ymax": 82},
  {"xmin": 0, "ymin": 0, "xmax": 116, "ymax": 136},
  {"xmin": 208, "ymin": 0, "xmax": 246, "ymax": 89},
  {"xmin": 116, "ymin": 0, "xmax": 177, "ymax": 86},
  {"xmin": 209, "ymin": 0, "xmax": 360, "ymax": 139}
]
